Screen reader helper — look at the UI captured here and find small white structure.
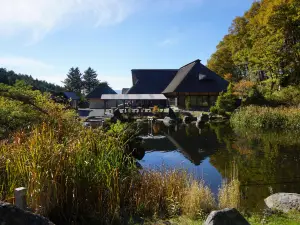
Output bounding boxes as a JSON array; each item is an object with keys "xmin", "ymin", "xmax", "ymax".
[{"xmin": 86, "ymin": 84, "xmax": 118, "ymax": 109}]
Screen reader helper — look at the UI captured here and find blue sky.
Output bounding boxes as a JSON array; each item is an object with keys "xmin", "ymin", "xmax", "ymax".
[{"xmin": 0, "ymin": 0, "xmax": 254, "ymax": 90}]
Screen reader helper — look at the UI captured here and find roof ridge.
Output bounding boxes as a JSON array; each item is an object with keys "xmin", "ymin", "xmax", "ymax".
[
  {"xmin": 178, "ymin": 59, "xmax": 200, "ymax": 69},
  {"xmin": 162, "ymin": 60, "xmax": 200, "ymax": 94}
]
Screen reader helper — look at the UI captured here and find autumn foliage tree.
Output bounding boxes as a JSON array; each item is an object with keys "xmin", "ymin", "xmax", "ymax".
[
  {"xmin": 207, "ymin": 0, "xmax": 300, "ymax": 86},
  {"xmin": 233, "ymin": 80, "xmax": 255, "ymax": 99}
]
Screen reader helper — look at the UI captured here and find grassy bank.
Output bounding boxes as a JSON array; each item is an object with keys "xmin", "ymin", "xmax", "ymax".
[
  {"xmin": 0, "ymin": 118, "xmax": 242, "ymax": 224},
  {"xmin": 231, "ymin": 105, "xmax": 300, "ymax": 130}
]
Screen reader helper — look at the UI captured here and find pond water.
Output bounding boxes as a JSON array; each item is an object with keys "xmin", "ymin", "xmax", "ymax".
[{"xmin": 138, "ymin": 121, "xmax": 300, "ymax": 213}]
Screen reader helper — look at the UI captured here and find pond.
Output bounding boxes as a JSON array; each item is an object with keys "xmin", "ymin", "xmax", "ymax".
[{"xmin": 137, "ymin": 121, "xmax": 300, "ymax": 213}]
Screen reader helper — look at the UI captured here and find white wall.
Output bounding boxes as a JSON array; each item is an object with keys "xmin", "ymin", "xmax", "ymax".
[{"xmin": 89, "ymin": 99, "xmax": 118, "ymax": 109}]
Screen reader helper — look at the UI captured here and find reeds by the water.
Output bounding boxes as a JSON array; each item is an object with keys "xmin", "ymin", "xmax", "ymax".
[
  {"xmin": 231, "ymin": 105, "xmax": 300, "ymax": 130},
  {"xmin": 0, "ymin": 119, "xmax": 241, "ymax": 224}
]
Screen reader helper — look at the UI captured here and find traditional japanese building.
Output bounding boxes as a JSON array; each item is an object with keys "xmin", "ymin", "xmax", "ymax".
[{"xmin": 127, "ymin": 59, "xmax": 228, "ymax": 109}]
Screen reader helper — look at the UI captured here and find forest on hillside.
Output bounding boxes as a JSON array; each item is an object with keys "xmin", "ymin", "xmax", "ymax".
[
  {"xmin": 0, "ymin": 68, "xmax": 63, "ymax": 92},
  {"xmin": 207, "ymin": 0, "xmax": 300, "ymax": 86}
]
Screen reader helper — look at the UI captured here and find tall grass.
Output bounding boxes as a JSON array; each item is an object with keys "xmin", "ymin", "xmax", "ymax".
[
  {"xmin": 182, "ymin": 181, "xmax": 216, "ymax": 219},
  {"xmin": 231, "ymin": 105, "xmax": 300, "ymax": 130},
  {"xmin": 0, "ymin": 121, "xmax": 138, "ymax": 224},
  {"xmin": 0, "ymin": 120, "xmax": 241, "ymax": 224},
  {"xmin": 218, "ymin": 179, "xmax": 240, "ymax": 209}
]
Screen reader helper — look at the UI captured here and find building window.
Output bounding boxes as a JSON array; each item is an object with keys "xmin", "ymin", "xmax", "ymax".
[
  {"xmin": 202, "ymin": 96, "xmax": 209, "ymax": 106},
  {"xmin": 209, "ymin": 96, "xmax": 217, "ymax": 106},
  {"xmin": 191, "ymin": 96, "xmax": 197, "ymax": 106},
  {"xmin": 168, "ymin": 98, "xmax": 176, "ymax": 106}
]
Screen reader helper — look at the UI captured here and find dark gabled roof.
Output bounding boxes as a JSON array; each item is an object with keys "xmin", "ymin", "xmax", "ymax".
[
  {"xmin": 86, "ymin": 84, "xmax": 116, "ymax": 99},
  {"xmin": 163, "ymin": 59, "xmax": 228, "ymax": 93},
  {"xmin": 122, "ymin": 88, "xmax": 129, "ymax": 94},
  {"xmin": 127, "ymin": 69, "xmax": 178, "ymax": 94},
  {"xmin": 163, "ymin": 60, "xmax": 198, "ymax": 93},
  {"xmin": 63, "ymin": 92, "xmax": 80, "ymax": 100}
]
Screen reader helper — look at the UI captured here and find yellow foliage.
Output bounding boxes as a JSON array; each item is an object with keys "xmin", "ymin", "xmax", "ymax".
[
  {"xmin": 224, "ymin": 73, "xmax": 233, "ymax": 81},
  {"xmin": 233, "ymin": 80, "xmax": 255, "ymax": 98},
  {"xmin": 218, "ymin": 179, "xmax": 240, "ymax": 209}
]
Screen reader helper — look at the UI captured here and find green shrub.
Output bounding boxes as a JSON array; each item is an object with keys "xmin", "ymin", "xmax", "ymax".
[
  {"xmin": 0, "ymin": 82, "xmax": 76, "ymax": 139},
  {"xmin": 270, "ymin": 86, "xmax": 300, "ymax": 106},
  {"xmin": 244, "ymin": 86, "xmax": 267, "ymax": 105},
  {"xmin": 210, "ymin": 83, "xmax": 236, "ymax": 116},
  {"xmin": 210, "ymin": 106, "xmax": 218, "ymax": 114},
  {"xmin": 231, "ymin": 105, "xmax": 300, "ymax": 130}
]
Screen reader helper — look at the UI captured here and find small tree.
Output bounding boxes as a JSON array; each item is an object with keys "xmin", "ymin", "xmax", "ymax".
[
  {"xmin": 233, "ymin": 80, "xmax": 255, "ymax": 99},
  {"xmin": 210, "ymin": 83, "xmax": 236, "ymax": 115}
]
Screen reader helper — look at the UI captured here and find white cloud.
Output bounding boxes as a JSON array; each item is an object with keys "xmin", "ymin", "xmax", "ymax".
[
  {"xmin": 0, "ymin": 0, "xmax": 140, "ymax": 41},
  {"xmin": 0, "ymin": 0, "xmax": 204, "ymax": 41}
]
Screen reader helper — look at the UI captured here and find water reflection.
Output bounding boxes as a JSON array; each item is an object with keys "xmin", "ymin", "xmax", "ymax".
[{"xmin": 138, "ymin": 121, "xmax": 300, "ymax": 212}]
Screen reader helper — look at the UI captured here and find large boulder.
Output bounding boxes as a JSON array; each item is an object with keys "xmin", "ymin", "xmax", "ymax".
[
  {"xmin": 204, "ymin": 208, "xmax": 250, "ymax": 225},
  {"xmin": 264, "ymin": 193, "xmax": 300, "ymax": 213},
  {"xmin": 0, "ymin": 201, "xmax": 54, "ymax": 225}
]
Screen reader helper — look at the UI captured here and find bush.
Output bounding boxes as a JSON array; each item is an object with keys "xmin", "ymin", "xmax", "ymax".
[
  {"xmin": 210, "ymin": 83, "xmax": 236, "ymax": 116},
  {"xmin": 231, "ymin": 105, "xmax": 300, "ymax": 130},
  {"xmin": 0, "ymin": 82, "xmax": 76, "ymax": 139},
  {"xmin": 244, "ymin": 86, "xmax": 267, "ymax": 105},
  {"xmin": 270, "ymin": 86, "xmax": 300, "ymax": 106}
]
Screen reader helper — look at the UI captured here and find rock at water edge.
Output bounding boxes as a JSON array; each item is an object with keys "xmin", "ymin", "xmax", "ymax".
[
  {"xmin": 0, "ymin": 201, "xmax": 55, "ymax": 225},
  {"xmin": 265, "ymin": 193, "xmax": 300, "ymax": 213},
  {"xmin": 204, "ymin": 208, "xmax": 250, "ymax": 225}
]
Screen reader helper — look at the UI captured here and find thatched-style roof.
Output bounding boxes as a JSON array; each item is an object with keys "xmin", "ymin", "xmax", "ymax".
[
  {"xmin": 163, "ymin": 59, "xmax": 228, "ymax": 94},
  {"xmin": 86, "ymin": 84, "xmax": 116, "ymax": 99},
  {"xmin": 127, "ymin": 69, "xmax": 178, "ymax": 94}
]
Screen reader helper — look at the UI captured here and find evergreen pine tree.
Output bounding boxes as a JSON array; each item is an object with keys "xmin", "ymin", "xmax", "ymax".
[
  {"xmin": 83, "ymin": 67, "xmax": 100, "ymax": 93},
  {"xmin": 63, "ymin": 67, "xmax": 83, "ymax": 93}
]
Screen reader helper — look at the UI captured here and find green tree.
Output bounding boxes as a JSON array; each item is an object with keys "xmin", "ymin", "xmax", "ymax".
[
  {"xmin": 207, "ymin": 36, "xmax": 237, "ymax": 79},
  {"xmin": 0, "ymin": 68, "xmax": 63, "ymax": 92},
  {"xmin": 210, "ymin": 83, "xmax": 236, "ymax": 116},
  {"xmin": 63, "ymin": 67, "xmax": 83, "ymax": 93},
  {"xmin": 207, "ymin": 0, "xmax": 300, "ymax": 87},
  {"xmin": 83, "ymin": 67, "xmax": 99, "ymax": 93},
  {"xmin": 0, "ymin": 82, "xmax": 75, "ymax": 139}
]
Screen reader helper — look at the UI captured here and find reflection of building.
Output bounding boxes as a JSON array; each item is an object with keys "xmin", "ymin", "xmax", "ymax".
[
  {"xmin": 127, "ymin": 60, "xmax": 228, "ymax": 110},
  {"xmin": 141, "ymin": 123, "xmax": 220, "ymax": 165}
]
